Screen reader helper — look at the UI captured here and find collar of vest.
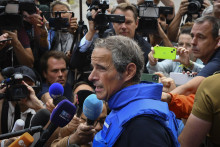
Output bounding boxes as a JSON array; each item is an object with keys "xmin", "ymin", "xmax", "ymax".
[{"xmin": 108, "ymin": 82, "xmax": 163, "ymax": 110}]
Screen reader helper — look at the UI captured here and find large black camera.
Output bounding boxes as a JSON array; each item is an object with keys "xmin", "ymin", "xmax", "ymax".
[
  {"xmin": 48, "ymin": 11, "xmax": 74, "ymax": 31},
  {"xmin": 188, "ymin": 0, "xmax": 204, "ymax": 14},
  {"xmin": 0, "ymin": 67, "xmax": 29, "ymax": 101},
  {"xmin": 87, "ymin": 0, "xmax": 125, "ymax": 37},
  {"xmin": 0, "ymin": 0, "xmax": 36, "ymax": 30},
  {"xmin": 136, "ymin": 0, "xmax": 173, "ymax": 35}
]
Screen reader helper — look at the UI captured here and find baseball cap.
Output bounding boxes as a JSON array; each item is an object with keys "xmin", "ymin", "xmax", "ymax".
[{"xmin": 14, "ymin": 66, "xmax": 37, "ymax": 82}]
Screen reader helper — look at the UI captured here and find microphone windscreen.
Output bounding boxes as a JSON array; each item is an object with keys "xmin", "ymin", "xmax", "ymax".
[
  {"xmin": 83, "ymin": 94, "xmax": 103, "ymax": 121},
  {"xmin": 12, "ymin": 119, "xmax": 25, "ymax": 132},
  {"xmin": 30, "ymin": 109, "xmax": 50, "ymax": 127},
  {"xmin": 8, "ymin": 132, "xmax": 34, "ymax": 147},
  {"xmin": 49, "ymin": 83, "xmax": 64, "ymax": 99},
  {"xmin": 77, "ymin": 90, "xmax": 94, "ymax": 108},
  {"xmin": 53, "ymin": 96, "xmax": 67, "ymax": 106},
  {"xmin": 50, "ymin": 99, "xmax": 76, "ymax": 127}
]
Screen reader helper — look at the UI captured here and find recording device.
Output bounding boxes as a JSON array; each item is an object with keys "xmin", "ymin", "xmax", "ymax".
[
  {"xmin": 76, "ymin": 90, "xmax": 94, "ymax": 117},
  {"xmin": 48, "ymin": 11, "xmax": 74, "ymax": 31},
  {"xmin": 30, "ymin": 109, "xmax": 50, "ymax": 128},
  {"xmin": 136, "ymin": 0, "xmax": 173, "ymax": 35},
  {"xmin": 87, "ymin": 0, "xmax": 125, "ymax": 37},
  {"xmin": 170, "ymin": 72, "xmax": 195, "ymax": 86},
  {"xmin": 49, "ymin": 83, "xmax": 64, "ymax": 99},
  {"xmin": 188, "ymin": 0, "xmax": 204, "ymax": 14},
  {"xmin": 0, "ymin": 38, "xmax": 12, "ymax": 43},
  {"xmin": 83, "ymin": 94, "xmax": 103, "ymax": 125},
  {"xmin": 0, "ymin": 66, "xmax": 41, "ymax": 101},
  {"xmin": 35, "ymin": 99, "xmax": 76, "ymax": 146},
  {"xmin": 153, "ymin": 46, "xmax": 176, "ymax": 60},
  {"xmin": 0, "ymin": 0, "xmax": 36, "ymax": 30},
  {"xmin": 12, "ymin": 119, "xmax": 25, "ymax": 132},
  {"xmin": 8, "ymin": 132, "xmax": 34, "ymax": 147},
  {"xmin": 0, "ymin": 126, "xmax": 42, "ymax": 140},
  {"xmin": 140, "ymin": 73, "xmax": 159, "ymax": 83}
]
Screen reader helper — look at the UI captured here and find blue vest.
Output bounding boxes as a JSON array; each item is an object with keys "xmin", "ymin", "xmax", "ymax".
[{"xmin": 93, "ymin": 83, "xmax": 179, "ymax": 147}]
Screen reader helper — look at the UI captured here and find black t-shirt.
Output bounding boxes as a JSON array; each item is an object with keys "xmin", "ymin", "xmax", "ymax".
[{"xmin": 114, "ymin": 116, "xmax": 172, "ymax": 147}]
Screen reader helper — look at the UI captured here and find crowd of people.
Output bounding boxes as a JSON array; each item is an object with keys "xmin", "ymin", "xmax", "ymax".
[{"xmin": 0, "ymin": 0, "xmax": 220, "ymax": 146}]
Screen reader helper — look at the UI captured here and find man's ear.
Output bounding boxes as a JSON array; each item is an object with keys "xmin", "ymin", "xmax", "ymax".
[
  {"xmin": 124, "ymin": 63, "xmax": 136, "ymax": 82},
  {"xmin": 214, "ymin": 36, "xmax": 220, "ymax": 49}
]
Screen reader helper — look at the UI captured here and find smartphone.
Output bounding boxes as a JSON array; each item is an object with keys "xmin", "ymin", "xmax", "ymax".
[
  {"xmin": 153, "ymin": 46, "xmax": 176, "ymax": 60},
  {"xmin": 140, "ymin": 73, "xmax": 159, "ymax": 83},
  {"xmin": 170, "ymin": 72, "xmax": 195, "ymax": 86},
  {"xmin": 0, "ymin": 38, "xmax": 12, "ymax": 43}
]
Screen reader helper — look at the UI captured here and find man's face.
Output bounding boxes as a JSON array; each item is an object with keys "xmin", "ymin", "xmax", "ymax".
[
  {"xmin": 52, "ymin": 4, "xmax": 71, "ymax": 19},
  {"xmin": 112, "ymin": 9, "xmax": 138, "ymax": 39},
  {"xmin": 43, "ymin": 57, "xmax": 67, "ymax": 86},
  {"xmin": 178, "ymin": 34, "xmax": 192, "ymax": 51},
  {"xmin": 190, "ymin": 21, "xmax": 219, "ymax": 63},
  {"xmin": 158, "ymin": 14, "xmax": 167, "ymax": 32},
  {"xmin": 88, "ymin": 47, "xmax": 125, "ymax": 101}
]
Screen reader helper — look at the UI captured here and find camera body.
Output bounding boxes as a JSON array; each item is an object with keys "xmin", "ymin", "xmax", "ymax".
[
  {"xmin": 0, "ymin": 0, "xmax": 36, "ymax": 30},
  {"xmin": 49, "ymin": 11, "xmax": 74, "ymax": 31},
  {"xmin": 87, "ymin": 0, "xmax": 125, "ymax": 37},
  {"xmin": 188, "ymin": 0, "xmax": 204, "ymax": 14},
  {"xmin": 1, "ymin": 73, "xmax": 29, "ymax": 101},
  {"xmin": 137, "ymin": 0, "xmax": 173, "ymax": 35}
]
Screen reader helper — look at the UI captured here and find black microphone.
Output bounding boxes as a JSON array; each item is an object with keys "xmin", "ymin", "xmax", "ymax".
[
  {"xmin": 76, "ymin": 90, "xmax": 94, "ymax": 117},
  {"xmin": 35, "ymin": 99, "xmax": 76, "ymax": 146},
  {"xmin": 30, "ymin": 109, "xmax": 50, "ymax": 128},
  {"xmin": 53, "ymin": 96, "xmax": 67, "ymax": 106},
  {"xmin": 0, "ymin": 126, "xmax": 43, "ymax": 140}
]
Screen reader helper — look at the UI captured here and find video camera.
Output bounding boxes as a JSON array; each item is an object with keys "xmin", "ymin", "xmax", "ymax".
[
  {"xmin": 48, "ymin": 11, "xmax": 74, "ymax": 31},
  {"xmin": 87, "ymin": 0, "xmax": 125, "ymax": 37},
  {"xmin": 187, "ymin": 0, "xmax": 204, "ymax": 14},
  {"xmin": 0, "ymin": 67, "xmax": 29, "ymax": 101},
  {"xmin": 136, "ymin": 0, "xmax": 173, "ymax": 35},
  {"xmin": 0, "ymin": 0, "xmax": 36, "ymax": 30}
]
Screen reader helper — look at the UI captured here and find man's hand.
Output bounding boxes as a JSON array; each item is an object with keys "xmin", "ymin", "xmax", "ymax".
[
  {"xmin": 69, "ymin": 17, "xmax": 78, "ymax": 34},
  {"xmin": 155, "ymin": 72, "xmax": 176, "ymax": 93},
  {"xmin": 69, "ymin": 123, "xmax": 95, "ymax": 145},
  {"xmin": 0, "ymin": 33, "xmax": 11, "ymax": 51},
  {"xmin": 161, "ymin": 92, "xmax": 172, "ymax": 104},
  {"xmin": 148, "ymin": 47, "xmax": 158, "ymax": 66},
  {"xmin": 20, "ymin": 81, "xmax": 44, "ymax": 111},
  {"xmin": 178, "ymin": 0, "xmax": 189, "ymax": 16},
  {"xmin": 174, "ymin": 47, "xmax": 190, "ymax": 66},
  {"xmin": 2, "ymin": 30, "xmax": 19, "ymax": 46}
]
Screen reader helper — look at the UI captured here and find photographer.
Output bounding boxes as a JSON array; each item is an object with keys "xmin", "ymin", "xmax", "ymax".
[
  {"xmin": 48, "ymin": 1, "xmax": 78, "ymax": 57},
  {"xmin": 0, "ymin": 66, "xmax": 44, "ymax": 136},
  {"xmin": 71, "ymin": 3, "xmax": 151, "ymax": 77},
  {"xmin": 167, "ymin": 0, "xmax": 210, "ymax": 42}
]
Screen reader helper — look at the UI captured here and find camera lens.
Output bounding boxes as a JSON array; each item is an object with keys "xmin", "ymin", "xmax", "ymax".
[
  {"xmin": 152, "ymin": 75, "xmax": 158, "ymax": 81},
  {"xmin": 188, "ymin": 1, "xmax": 202, "ymax": 14}
]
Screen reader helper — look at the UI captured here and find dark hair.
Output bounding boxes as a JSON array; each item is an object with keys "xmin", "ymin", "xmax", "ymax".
[
  {"xmin": 40, "ymin": 51, "xmax": 69, "ymax": 74},
  {"xmin": 180, "ymin": 22, "xmax": 194, "ymax": 35},
  {"xmin": 111, "ymin": 3, "xmax": 138, "ymax": 21},
  {"xmin": 194, "ymin": 16, "xmax": 220, "ymax": 39}
]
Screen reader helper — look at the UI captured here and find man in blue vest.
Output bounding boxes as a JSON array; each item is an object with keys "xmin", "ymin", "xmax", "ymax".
[{"xmin": 88, "ymin": 35, "xmax": 179, "ymax": 147}]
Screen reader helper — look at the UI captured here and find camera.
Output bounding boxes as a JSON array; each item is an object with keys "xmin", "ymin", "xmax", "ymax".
[
  {"xmin": 48, "ymin": 11, "xmax": 74, "ymax": 31},
  {"xmin": 87, "ymin": 0, "xmax": 125, "ymax": 37},
  {"xmin": 0, "ymin": 68, "xmax": 29, "ymax": 101},
  {"xmin": 0, "ymin": 0, "xmax": 36, "ymax": 30},
  {"xmin": 188, "ymin": 0, "xmax": 204, "ymax": 14},
  {"xmin": 136, "ymin": 0, "xmax": 173, "ymax": 35}
]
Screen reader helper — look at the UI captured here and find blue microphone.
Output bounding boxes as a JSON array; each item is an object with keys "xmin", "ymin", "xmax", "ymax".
[
  {"xmin": 83, "ymin": 94, "xmax": 103, "ymax": 125},
  {"xmin": 35, "ymin": 99, "xmax": 76, "ymax": 146},
  {"xmin": 49, "ymin": 83, "xmax": 64, "ymax": 99}
]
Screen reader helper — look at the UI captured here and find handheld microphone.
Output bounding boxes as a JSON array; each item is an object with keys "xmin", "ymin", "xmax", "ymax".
[
  {"xmin": 30, "ymin": 109, "xmax": 50, "ymax": 128},
  {"xmin": 0, "ymin": 126, "xmax": 43, "ymax": 140},
  {"xmin": 49, "ymin": 83, "xmax": 64, "ymax": 99},
  {"xmin": 83, "ymin": 94, "xmax": 103, "ymax": 125},
  {"xmin": 76, "ymin": 90, "xmax": 94, "ymax": 117},
  {"xmin": 11, "ymin": 119, "xmax": 25, "ymax": 133},
  {"xmin": 53, "ymin": 96, "xmax": 67, "ymax": 106},
  {"xmin": 35, "ymin": 99, "xmax": 76, "ymax": 146},
  {"xmin": 8, "ymin": 132, "xmax": 34, "ymax": 147}
]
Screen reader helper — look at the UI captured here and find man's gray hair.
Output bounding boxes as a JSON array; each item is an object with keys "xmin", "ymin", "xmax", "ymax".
[
  {"xmin": 50, "ymin": 1, "xmax": 71, "ymax": 12},
  {"xmin": 194, "ymin": 15, "xmax": 220, "ymax": 39},
  {"xmin": 94, "ymin": 35, "xmax": 144, "ymax": 82}
]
